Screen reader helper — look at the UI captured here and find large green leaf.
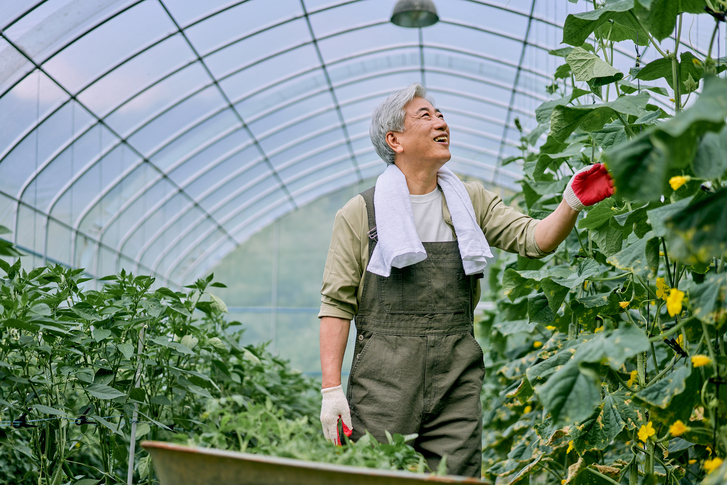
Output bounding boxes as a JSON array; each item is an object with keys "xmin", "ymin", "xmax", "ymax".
[
  {"xmin": 535, "ymin": 89, "xmax": 590, "ymax": 125},
  {"xmin": 606, "ymin": 232, "xmax": 659, "ymax": 279},
  {"xmin": 566, "ymin": 47, "xmax": 624, "ymax": 86},
  {"xmin": 635, "ymin": 365, "xmax": 691, "ymax": 409},
  {"xmin": 562, "ymin": 0, "xmax": 635, "ymax": 46},
  {"xmin": 646, "ymin": 197, "xmax": 691, "ymax": 237},
  {"xmin": 550, "ymin": 93, "xmax": 649, "ymax": 142},
  {"xmin": 578, "ymin": 199, "xmax": 626, "ymax": 230},
  {"xmin": 606, "ymin": 76, "xmax": 727, "ymax": 201},
  {"xmin": 571, "ymin": 389, "xmax": 640, "ymax": 453},
  {"xmin": 689, "ymin": 273, "xmax": 727, "ymax": 326},
  {"xmin": 528, "ymin": 294, "xmax": 554, "ymax": 324},
  {"xmin": 573, "ymin": 323, "xmax": 650, "ymax": 369},
  {"xmin": 534, "ymin": 143, "xmax": 585, "ymax": 180},
  {"xmin": 693, "ymin": 125, "xmax": 727, "ymax": 180},
  {"xmin": 635, "ymin": 364, "xmax": 700, "ymax": 424},
  {"xmin": 535, "ymin": 359, "xmax": 602, "ymax": 424},
  {"xmin": 85, "ymin": 383, "xmax": 126, "ymax": 400},
  {"xmin": 635, "ymin": 52, "xmax": 715, "ymax": 94},
  {"xmin": 665, "ymin": 186, "xmax": 727, "ymax": 264}
]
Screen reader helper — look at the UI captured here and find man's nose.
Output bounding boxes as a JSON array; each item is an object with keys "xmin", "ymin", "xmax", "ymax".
[{"xmin": 434, "ymin": 117, "xmax": 448, "ymax": 131}]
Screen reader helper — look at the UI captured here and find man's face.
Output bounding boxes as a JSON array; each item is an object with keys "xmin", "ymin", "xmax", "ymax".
[{"xmin": 390, "ymin": 97, "xmax": 450, "ymax": 166}]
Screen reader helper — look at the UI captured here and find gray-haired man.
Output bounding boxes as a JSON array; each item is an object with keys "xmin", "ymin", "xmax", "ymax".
[{"xmin": 318, "ymin": 83, "xmax": 613, "ymax": 477}]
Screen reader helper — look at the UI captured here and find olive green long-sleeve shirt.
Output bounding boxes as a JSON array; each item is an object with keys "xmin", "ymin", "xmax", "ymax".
[{"xmin": 319, "ymin": 181, "xmax": 550, "ymax": 320}]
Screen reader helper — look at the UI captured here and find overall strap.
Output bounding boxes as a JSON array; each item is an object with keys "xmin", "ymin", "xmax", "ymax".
[{"xmin": 359, "ymin": 187, "xmax": 377, "ymax": 256}]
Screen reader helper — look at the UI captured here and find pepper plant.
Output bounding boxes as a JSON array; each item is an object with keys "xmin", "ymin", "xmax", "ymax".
[
  {"xmin": 478, "ymin": 1, "xmax": 727, "ymax": 483},
  {"xmin": 0, "ymin": 231, "xmax": 430, "ymax": 484}
]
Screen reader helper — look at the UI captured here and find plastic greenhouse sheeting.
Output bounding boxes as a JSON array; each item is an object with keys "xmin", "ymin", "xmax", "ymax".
[{"xmin": 0, "ymin": 0, "xmax": 712, "ymax": 286}]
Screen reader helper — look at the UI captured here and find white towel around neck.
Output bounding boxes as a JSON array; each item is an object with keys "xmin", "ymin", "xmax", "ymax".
[{"xmin": 367, "ymin": 164, "xmax": 493, "ymax": 277}]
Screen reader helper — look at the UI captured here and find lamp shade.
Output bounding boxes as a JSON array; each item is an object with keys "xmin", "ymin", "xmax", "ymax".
[{"xmin": 390, "ymin": 0, "xmax": 439, "ymax": 28}]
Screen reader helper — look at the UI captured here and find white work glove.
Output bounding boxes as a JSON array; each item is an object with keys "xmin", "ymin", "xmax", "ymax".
[
  {"xmin": 320, "ymin": 385, "xmax": 353, "ymax": 445},
  {"xmin": 563, "ymin": 163, "xmax": 615, "ymax": 211}
]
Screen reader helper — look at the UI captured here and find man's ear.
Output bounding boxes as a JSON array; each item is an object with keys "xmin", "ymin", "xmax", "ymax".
[{"xmin": 386, "ymin": 132, "xmax": 404, "ymax": 154}]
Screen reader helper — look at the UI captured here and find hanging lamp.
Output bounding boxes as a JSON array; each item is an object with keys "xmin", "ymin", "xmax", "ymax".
[{"xmin": 390, "ymin": 0, "xmax": 439, "ymax": 28}]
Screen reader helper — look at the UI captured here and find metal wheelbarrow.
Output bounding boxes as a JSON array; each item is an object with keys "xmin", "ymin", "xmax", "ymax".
[{"xmin": 142, "ymin": 441, "xmax": 483, "ymax": 484}]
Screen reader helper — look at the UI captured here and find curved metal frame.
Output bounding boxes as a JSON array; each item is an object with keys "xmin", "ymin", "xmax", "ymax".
[{"xmin": 2, "ymin": 0, "xmax": 698, "ymax": 285}]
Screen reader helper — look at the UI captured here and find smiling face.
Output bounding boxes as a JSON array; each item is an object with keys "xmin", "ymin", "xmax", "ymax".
[{"xmin": 386, "ymin": 97, "xmax": 450, "ymax": 169}]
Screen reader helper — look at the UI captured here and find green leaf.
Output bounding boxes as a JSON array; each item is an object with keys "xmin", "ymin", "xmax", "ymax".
[
  {"xmin": 209, "ymin": 294, "xmax": 228, "ymax": 314},
  {"xmin": 118, "ymin": 341, "xmax": 134, "ymax": 359},
  {"xmin": 562, "ymin": 0, "xmax": 635, "ymax": 46},
  {"xmin": 665, "ymin": 186, "xmax": 727, "ymax": 264},
  {"xmin": 535, "ymin": 359, "xmax": 601, "ymax": 424},
  {"xmin": 689, "ymin": 273, "xmax": 727, "ymax": 325},
  {"xmin": 528, "ymin": 294, "xmax": 554, "ymax": 324},
  {"xmin": 606, "ymin": 77, "xmax": 727, "ymax": 201},
  {"xmin": 134, "ymin": 423, "xmax": 151, "ymax": 439},
  {"xmin": 92, "ymin": 328, "xmax": 112, "ymax": 342},
  {"xmin": 573, "ymin": 323, "xmax": 650, "ymax": 369},
  {"xmin": 534, "ymin": 143, "xmax": 584, "ymax": 180},
  {"xmin": 527, "ymin": 344, "xmax": 581, "ymax": 386},
  {"xmin": 566, "ymin": 47, "xmax": 624, "ymax": 86},
  {"xmin": 638, "ymin": 367, "xmax": 691, "ymax": 411},
  {"xmin": 33, "ymin": 404, "xmax": 66, "ymax": 416},
  {"xmin": 590, "ymin": 122, "xmax": 627, "ymax": 149},
  {"xmin": 578, "ymin": 199, "xmax": 625, "ymax": 230},
  {"xmin": 572, "ymin": 390, "xmax": 639, "ymax": 454},
  {"xmin": 493, "ymin": 319, "xmax": 535, "ymax": 336},
  {"xmin": 607, "ymin": 232, "xmax": 659, "ymax": 279},
  {"xmin": 502, "ymin": 269, "xmax": 537, "ymax": 301},
  {"xmin": 71, "ymin": 302, "xmax": 102, "ymax": 322},
  {"xmin": 85, "ymin": 384, "xmax": 126, "ymax": 400},
  {"xmin": 535, "ymin": 89, "xmax": 590, "ymax": 125},
  {"xmin": 2, "ymin": 318, "xmax": 40, "ymax": 332},
  {"xmin": 693, "ymin": 125, "xmax": 727, "ymax": 180},
  {"xmin": 541, "ymin": 279, "xmax": 570, "ymax": 313},
  {"xmin": 635, "ymin": 51, "xmax": 715, "ymax": 94},
  {"xmin": 169, "ymin": 342, "xmax": 195, "ymax": 355},
  {"xmin": 28, "ymin": 303, "xmax": 51, "ymax": 316},
  {"xmin": 554, "ymin": 63, "xmax": 572, "ymax": 79},
  {"xmin": 646, "ymin": 197, "xmax": 691, "ymax": 237},
  {"xmin": 550, "ymin": 93, "xmax": 649, "ymax": 142}
]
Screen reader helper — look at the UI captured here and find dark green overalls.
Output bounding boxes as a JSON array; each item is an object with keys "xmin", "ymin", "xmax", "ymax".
[{"xmin": 346, "ymin": 187, "xmax": 485, "ymax": 478}]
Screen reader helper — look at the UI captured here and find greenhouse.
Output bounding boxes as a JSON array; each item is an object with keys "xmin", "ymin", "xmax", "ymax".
[{"xmin": 1, "ymin": 0, "xmax": 726, "ymax": 483}]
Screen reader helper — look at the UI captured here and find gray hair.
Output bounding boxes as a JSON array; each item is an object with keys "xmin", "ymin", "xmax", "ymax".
[{"xmin": 369, "ymin": 83, "xmax": 436, "ymax": 165}]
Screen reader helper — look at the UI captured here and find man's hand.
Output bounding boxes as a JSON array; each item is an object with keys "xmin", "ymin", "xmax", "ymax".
[
  {"xmin": 563, "ymin": 163, "xmax": 615, "ymax": 211},
  {"xmin": 320, "ymin": 385, "xmax": 353, "ymax": 444}
]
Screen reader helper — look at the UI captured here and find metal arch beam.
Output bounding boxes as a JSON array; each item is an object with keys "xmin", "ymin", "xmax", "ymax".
[
  {"xmin": 176, "ymin": 163, "xmax": 364, "ymax": 283},
  {"xmin": 5, "ymin": 30, "xmax": 559, "ymax": 189},
  {"xmin": 299, "ymin": 0, "xmax": 362, "ymax": 183},
  {"xmin": 0, "ymin": 34, "xmax": 241, "ymax": 275},
  {"xmin": 151, "ymin": 175, "xmax": 284, "ymax": 276},
  {"xmin": 0, "ymin": 186, "xmax": 174, "ymax": 285},
  {"xmin": 492, "ymin": 0, "xmax": 538, "ymax": 185}
]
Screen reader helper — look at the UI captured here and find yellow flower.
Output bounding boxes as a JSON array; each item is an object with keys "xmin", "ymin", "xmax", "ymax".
[
  {"xmin": 692, "ymin": 58, "xmax": 702, "ymax": 66},
  {"xmin": 666, "ymin": 288, "xmax": 684, "ymax": 316},
  {"xmin": 619, "ymin": 301, "xmax": 630, "ymax": 308},
  {"xmin": 656, "ymin": 278, "xmax": 669, "ymax": 300},
  {"xmin": 627, "ymin": 370, "xmax": 639, "ymax": 387},
  {"xmin": 669, "ymin": 98, "xmax": 676, "ymax": 102},
  {"xmin": 689, "ymin": 459, "xmax": 697, "ymax": 465},
  {"xmin": 669, "ymin": 420, "xmax": 689, "ymax": 437},
  {"xmin": 523, "ymin": 405, "xmax": 532, "ymax": 414},
  {"xmin": 669, "ymin": 175, "xmax": 691, "ymax": 191},
  {"xmin": 567, "ymin": 441, "xmax": 574, "ymax": 453},
  {"xmin": 691, "ymin": 355, "xmax": 712, "ymax": 367},
  {"xmin": 584, "ymin": 280, "xmax": 589, "ymax": 289},
  {"xmin": 594, "ymin": 326, "xmax": 604, "ymax": 333},
  {"xmin": 704, "ymin": 457, "xmax": 723, "ymax": 473},
  {"xmin": 533, "ymin": 341, "xmax": 543, "ymax": 348},
  {"xmin": 676, "ymin": 334, "xmax": 684, "ymax": 349},
  {"xmin": 546, "ymin": 326, "xmax": 557, "ymax": 331},
  {"xmin": 638, "ymin": 421, "xmax": 655, "ymax": 442}
]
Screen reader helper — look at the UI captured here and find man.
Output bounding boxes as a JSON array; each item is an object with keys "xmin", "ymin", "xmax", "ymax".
[{"xmin": 318, "ymin": 83, "xmax": 613, "ymax": 477}]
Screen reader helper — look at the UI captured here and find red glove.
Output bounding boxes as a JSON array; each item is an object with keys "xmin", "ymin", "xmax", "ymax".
[
  {"xmin": 563, "ymin": 163, "xmax": 615, "ymax": 211},
  {"xmin": 336, "ymin": 416, "xmax": 353, "ymax": 446}
]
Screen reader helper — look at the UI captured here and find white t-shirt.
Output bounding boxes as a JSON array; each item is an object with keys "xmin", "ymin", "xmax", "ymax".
[{"xmin": 409, "ymin": 187, "xmax": 455, "ymax": 242}]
